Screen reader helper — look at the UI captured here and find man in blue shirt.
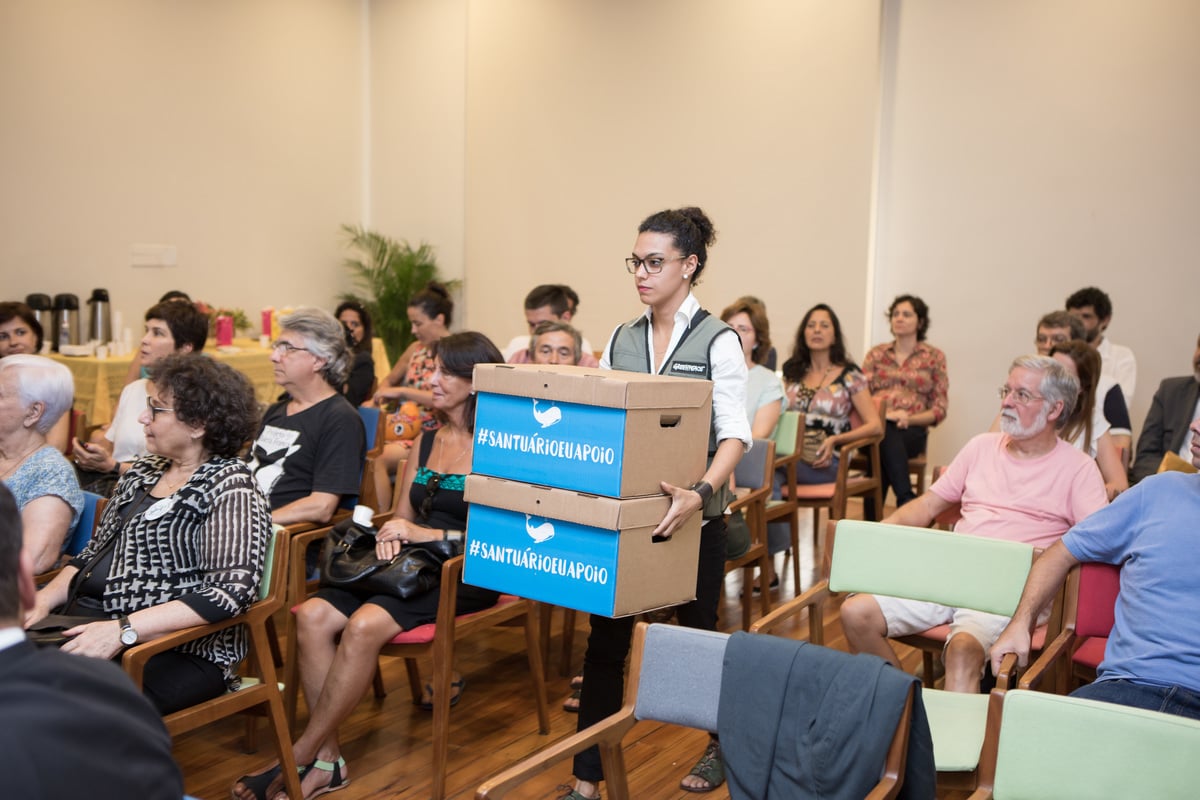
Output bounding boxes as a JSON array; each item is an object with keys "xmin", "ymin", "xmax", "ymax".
[{"xmin": 991, "ymin": 417, "xmax": 1200, "ymax": 718}]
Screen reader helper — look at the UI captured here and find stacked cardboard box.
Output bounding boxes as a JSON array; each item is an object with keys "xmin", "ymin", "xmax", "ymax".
[{"xmin": 464, "ymin": 364, "xmax": 713, "ymax": 617}]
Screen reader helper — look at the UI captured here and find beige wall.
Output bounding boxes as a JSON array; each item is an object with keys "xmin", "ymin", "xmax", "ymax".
[
  {"xmin": 0, "ymin": 0, "xmax": 364, "ymax": 333},
  {"xmin": 461, "ymin": 0, "xmax": 882, "ymax": 362},
  {"xmin": 872, "ymin": 0, "xmax": 1200, "ymax": 466}
]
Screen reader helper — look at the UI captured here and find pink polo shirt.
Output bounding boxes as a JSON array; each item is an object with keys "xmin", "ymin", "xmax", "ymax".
[{"xmin": 930, "ymin": 432, "xmax": 1107, "ymax": 549}]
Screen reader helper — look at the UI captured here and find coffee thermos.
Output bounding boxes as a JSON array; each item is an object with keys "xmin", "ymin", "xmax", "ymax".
[
  {"xmin": 87, "ymin": 288, "xmax": 113, "ymax": 345},
  {"xmin": 51, "ymin": 293, "xmax": 82, "ymax": 350},
  {"xmin": 24, "ymin": 294, "xmax": 52, "ymax": 343}
]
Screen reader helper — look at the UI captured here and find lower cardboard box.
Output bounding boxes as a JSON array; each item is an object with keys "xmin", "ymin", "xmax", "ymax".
[{"xmin": 463, "ymin": 474, "xmax": 701, "ymax": 618}]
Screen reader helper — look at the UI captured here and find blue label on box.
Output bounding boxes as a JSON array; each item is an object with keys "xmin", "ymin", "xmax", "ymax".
[
  {"xmin": 464, "ymin": 503, "xmax": 621, "ymax": 617},
  {"xmin": 472, "ymin": 392, "xmax": 628, "ymax": 495}
]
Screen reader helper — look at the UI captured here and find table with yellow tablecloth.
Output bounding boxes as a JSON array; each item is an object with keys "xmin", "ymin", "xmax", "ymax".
[
  {"xmin": 52, "ymin": 336, "xmax": 393, "ymax": 425},
  {"xmin": 51, "ymin": 338, "xmax": 280, "ymax": 425}
]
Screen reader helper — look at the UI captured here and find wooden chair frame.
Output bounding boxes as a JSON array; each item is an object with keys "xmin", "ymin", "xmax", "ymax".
[
  {"xmin": 724, "ymin": 438, "xmax": 775, "ymax": 629},
  {"xmin": 751, "ymin": 520, "xmax": 1023, "ymax": 792},
  {"xmin": 121, "ymin": 525, "xmax": 303, "ymax": 800},
  {"xmin": 281, "ymin": 516, "xmax": 550, "ymax": 800}
]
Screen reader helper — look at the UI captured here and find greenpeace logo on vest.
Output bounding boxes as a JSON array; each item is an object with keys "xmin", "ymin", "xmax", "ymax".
[
  {"xmin": 526, "ymin": 514, "xmax": 555, "ymax": 543},
  {"xmin": 670, "ymin": 361, "xmax": 707, "ymax": 375}
]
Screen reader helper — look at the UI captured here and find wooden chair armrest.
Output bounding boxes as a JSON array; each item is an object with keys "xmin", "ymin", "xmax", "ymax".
[
  {"xmin": 749, "ymin": 580, "xmax": 830, "ymax": 634},
  {"xmin": 727, "ymin": 485, "xmax": 770, "ymax": 514},
  {"xmin": 476, "ymin": 711, "xmax": 638, "ymax": 799},
  {"xmin": 1018, "ymin": 628, "xmax": 1076, "ymax": 690},
  {"xmin": 994, "ymin": 652, "xmax": 1019, "ymax": 689},
  {"xmin": 121, "ymin": 600, "xmax": 273, "ymax": 688}
]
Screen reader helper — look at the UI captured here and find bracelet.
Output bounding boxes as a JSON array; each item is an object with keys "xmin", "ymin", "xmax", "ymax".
[
  {"xmin": 689, "ymin": 481, "xmax": 714, "ymax": 506},
  {"xmin": 443, "ymin": 530, "xmax": 464, "ymax": 543}
]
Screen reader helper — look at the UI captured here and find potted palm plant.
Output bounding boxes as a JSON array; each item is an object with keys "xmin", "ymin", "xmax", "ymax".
[{"xmin": 338, "ymin": 225, "xmax": 458, "ymax": 361}]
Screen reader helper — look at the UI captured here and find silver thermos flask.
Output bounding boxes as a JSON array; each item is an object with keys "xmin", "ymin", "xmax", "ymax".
[
  {"xmin": 52, "ymin": 293, "xmax": 82, "ymax": 351},
  {"xmin": 87, "ymin": 288, "xmax": 113, "ymax": 344}
]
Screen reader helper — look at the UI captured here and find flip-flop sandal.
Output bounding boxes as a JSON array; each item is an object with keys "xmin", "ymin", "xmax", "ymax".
[
  {"xmin": 231, "ymin": 763, "xmax": 281, "ymax": 800},
  {"xmin": 569, "ymin": 671, "xmax": 584, "ymax": 690},
  {"xmin": 418, "ymin": 676, "xmax": 467, "ymax": 710},
  {"xmin": 680, "ymin": 739, "xmax": 725, "ymax": 793},
  {"xmin": 298, "ymin": 756, "xmax": 349, "ymax": 799},
  {"xmin": 562, "ymin": 688, "xmax": 582, "ymax": 713}
]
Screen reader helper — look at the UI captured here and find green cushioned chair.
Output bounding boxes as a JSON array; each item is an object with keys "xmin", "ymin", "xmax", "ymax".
[
  {"xmin": 752, "ymin": 519, "xmax": 1033, "ymax": 791},
  {"xmin": 970, "ymin": 689, "xmax": 1200, "ymax": 799}
]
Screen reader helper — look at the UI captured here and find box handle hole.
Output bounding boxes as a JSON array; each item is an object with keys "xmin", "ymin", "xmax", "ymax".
[{"xmin": 659, "ymin": 414, "xmax": 682, "ymax": 428}]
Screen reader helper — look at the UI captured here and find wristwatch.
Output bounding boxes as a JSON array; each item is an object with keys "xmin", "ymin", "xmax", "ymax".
[
  {"xmin": 689, "ymin": 480, "xmax": 714, "ymax": 506},
  {"xmin": 118, "ymin": 615, "xmax": 139, "ymax": 647}
]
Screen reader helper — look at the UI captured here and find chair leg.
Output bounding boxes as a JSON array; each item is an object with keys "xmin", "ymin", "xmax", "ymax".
[
  {"xmin": 372, "ymin": 661, "xmax": 387, "ymax": 698},
  {"xmin": 429, "ymin": 635, "xmax": 455, "ymax": 800},
  {"xmin": 403, "ymin": 657, "xmax": 423, "ymax": 706},
  {"xmin": 789, "ymin": 510, "xmax": 801, "ymax": 590},
  {"xmin": 740, "ymin": 564, "xmax": 754, "ymax": 630},
  {"xmin": 560, "ymin": 607, "xmax": 577, "ymax": 678},
  {"xmin": 922, "ymin": 651, "xmax": 937, "ymax": 689},
  {"xmin": 539, "ymin": 604, "xmax": 553, "ymax": 677},
  {"xmin": 523, "ymin": 602, "xmax": 551, "ymax": 734}
]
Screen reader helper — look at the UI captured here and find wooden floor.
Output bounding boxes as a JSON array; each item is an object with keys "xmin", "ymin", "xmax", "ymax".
[{"xmin": 175, "ymin": 508, "xmax": 932, "ymax": 800}]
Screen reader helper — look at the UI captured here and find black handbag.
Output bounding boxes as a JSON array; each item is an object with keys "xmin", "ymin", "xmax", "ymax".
[{"xmin": 318, "ymin": 517, "xmax": 459, "ymax": 599}]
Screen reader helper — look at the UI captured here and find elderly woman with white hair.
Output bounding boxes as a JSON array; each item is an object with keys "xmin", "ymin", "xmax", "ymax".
[
  {"xmin": 0, "ymin": 354, "xmax": 84, "ymax": 572},
  {"xmin": 247, "ymin": 307, "xmax": 365, "ymax": 528}
]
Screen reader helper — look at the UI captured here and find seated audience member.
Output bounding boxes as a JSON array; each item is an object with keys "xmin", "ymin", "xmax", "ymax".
[
  {"xmin": 119, "ymin": 289, "xmax": 195, "ymax": 388},
  {"xmin": 73, "ymin": 300, "xmax": 209, "ymax": 495},
  {"xmin": 529, "ymin": 320, "xmax": 586, "ymax": 366},
  {"xmin": 780, "ymin": 304, "xmax": 882, "ymax": 484},
  {"xmin": 721, "ymin": 298, "xmax": 783, "ymax": 439},
  {"xmin": 840, "ymin": 355, "xmax": 1108, "ymax": 693},
  {"xmin": 736, "ymin": 295, "xmax": 778, "ymax": 370},
  {"xmin": 1066, "ymin": 286, "xmax": 1136, "ymax": 405},
  {"xmin": 1131, "ymin": 333, "xmax": 1200, "ymax": 483},
  {"xmin": 1049, "ymin": 341, "xmax": 1128, "ymax": 499},
  {"xmin": 1036, "ymin": 310, "xmax": 1131, "ymax": 459},
  {"xmin": 863, "ymin": 294, "xmax": 948, "ymax": 513},
  {"xmin": 374, "ymin": 282, "xmax": 453, "ymax": 472},
  {"xmin": 335, "ymin": 301, "xmax": 376, "ymax": 407},
  {"xmin": 992, "ymin": 417, "xmax": 1200, "ymax": 720},
  {"xmin": 503, "ymin": 284, "xmax": 598, "ymax": 366},
  {"xmin": 232, "ymin": 333, "xmax": 504, "ymax": 800},
  {"xmin": 0, "ymin": 302, "xmax": 42, "ymax": 357},
  {"xmin": 29, "ymin": 355, "xmax": 272, "ymax": 714},
  {"xmin": 0, "ymin": 355, "xmax": 83, "ymax": 573},
  {"xmin": 0, "ymin": 484, "xmax": 184, "ymax": 799},
  {"xmin": 249, "ymin": 308, "xmax": 365, "ymax": 526}
]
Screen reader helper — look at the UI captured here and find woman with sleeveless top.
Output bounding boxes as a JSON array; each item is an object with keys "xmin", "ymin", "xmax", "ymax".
[
  {"xmin": 232, "ymin": 332, "xmax": 503, "ymax": 800},
  {"xmin": 560, "ymin": 207, "xmax": 751, "ymax": 799}
]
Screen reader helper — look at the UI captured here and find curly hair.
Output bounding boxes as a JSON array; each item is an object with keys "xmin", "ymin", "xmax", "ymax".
[
  {"xmin": 637, "ymin": 207, "xmax": 717, "ymax": 285},
  {"xmin": 887, "ymin": 294, "xmax": 931, "ymax": 342},
  {"xmin": 335, "ymin": 300, "xmax": 374, "ymax": 355},
  {"xmin": 149, "ymin": 354, "xmax": 260, "ymax": 458}
]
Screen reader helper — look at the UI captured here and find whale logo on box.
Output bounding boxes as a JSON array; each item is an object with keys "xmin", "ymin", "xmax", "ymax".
[
  {"xmin": 525, "ymin": 514, "xmax": 555, "ymax": 543},
  {"xmin": 531, "ymin": 398, "xmax": 562, "ymax": 429}
]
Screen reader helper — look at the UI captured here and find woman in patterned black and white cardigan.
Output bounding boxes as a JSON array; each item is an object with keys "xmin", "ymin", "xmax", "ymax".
[{"xmin": 26, "ymin": 354, "xmax": 272, "ymax": 714}]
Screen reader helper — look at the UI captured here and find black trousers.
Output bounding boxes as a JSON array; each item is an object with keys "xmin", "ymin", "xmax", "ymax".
[
  {"xmin": 571, "ymin": 517, "xmax": 727, "ymax": 783},
  {"xmin": 864, "ymin": 422, "xmax": 927, "ymax": 520}
]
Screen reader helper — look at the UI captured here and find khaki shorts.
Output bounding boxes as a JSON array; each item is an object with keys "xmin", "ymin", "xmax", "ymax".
[{"xmin": 874, "ymin": 594, "xmax": 1049, "ymax": 656}]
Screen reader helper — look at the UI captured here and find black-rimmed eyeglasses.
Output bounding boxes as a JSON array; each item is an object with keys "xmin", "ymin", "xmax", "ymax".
[
  {"xmin": 145, "ymin": 397, "xmax": 175, "ymax": 419},
  {"xmin": 625, "ymin": 255, "xmax": 687, "ymax": 274}
]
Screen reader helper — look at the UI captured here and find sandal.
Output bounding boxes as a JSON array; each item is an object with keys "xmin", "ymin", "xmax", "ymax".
[
  {"xmin": 297, "ymin": 756, "xmax": 349, "ymax": 799},
  {"xmin": 562, "ymin": 688, "xmax": 582, "ymax": 713},
  {"xmin": 231, "ymin": 763, "xmax": 281, "ymax": 800},
  {"xmin": 418, "ymin": 676, "xmax": 467, "ymax": 710},
  {"xmin": 680, "ymin": 739, "xmax": 725, "ymax": 793},
  {"xmin": 570, "ymin": 671, "xmax": 584, "ymax": 690},
  {"xmin": 554, "ymin": 785, "xmax": 600, "ymax": 800}
]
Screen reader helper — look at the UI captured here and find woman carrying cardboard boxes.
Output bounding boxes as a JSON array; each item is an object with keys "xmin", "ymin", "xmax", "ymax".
[{"xmin": 561, "ymin": 207, "xmax": 751, "ymax": 799}]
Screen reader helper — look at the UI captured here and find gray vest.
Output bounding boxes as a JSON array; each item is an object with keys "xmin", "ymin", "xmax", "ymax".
[{"xmin": 607, "ymin": 309, "xmax": 736, "ymax": 518}]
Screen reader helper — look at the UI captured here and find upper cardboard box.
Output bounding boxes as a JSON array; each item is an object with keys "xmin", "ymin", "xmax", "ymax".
[{"xmin": 472, "ymin": 364, "xmax": 713, "ymax": 498}]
